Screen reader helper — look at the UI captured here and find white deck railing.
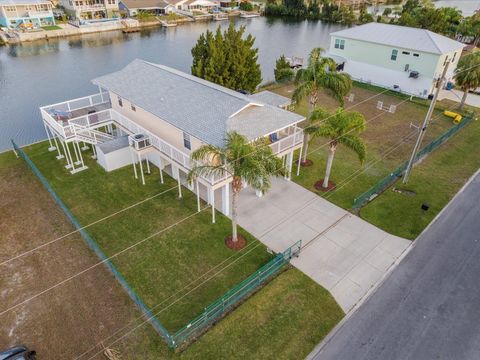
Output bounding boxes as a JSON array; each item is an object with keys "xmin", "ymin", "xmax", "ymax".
[
  {"xmin": 41, "ymin": 93, "xmax": 304, "ymax": 185},
  {"xmin": 269, "ymin": 126, "xmax": 303, "ymax": 155}
]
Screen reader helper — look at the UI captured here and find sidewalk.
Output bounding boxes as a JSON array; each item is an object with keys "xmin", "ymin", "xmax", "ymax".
[
  {"xmin": 439, "ymin": 89, "xmax": 480, "ymax": 108},
  {"xmin": 237, "ymin": 178, "xmax": 410, "ymax": 312}
]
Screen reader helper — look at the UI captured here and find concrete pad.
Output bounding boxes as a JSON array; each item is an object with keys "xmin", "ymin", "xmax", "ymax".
[
  {"xmin": 364, "ymin": 246, "xmax": 396, "ymax": 272},
  {"xmin": 330, "ymin": 278, "xmax": 364, "ymax": 312},
  {"xmin": 346, "ymin": 261, "xmax": 383, "ymax": 292},
  {"xmin": 237, "ymin": 177, "xmax": 410, "ymax": 312}
]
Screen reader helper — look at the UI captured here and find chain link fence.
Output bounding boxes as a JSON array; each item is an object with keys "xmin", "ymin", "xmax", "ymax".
[
  {"xmin": 353, "ymin": 114, "xmax": 476, "ymax": 209},
  {"xmin": 10, "ymin": 138, "xmax": 302, "ymax": 350}
]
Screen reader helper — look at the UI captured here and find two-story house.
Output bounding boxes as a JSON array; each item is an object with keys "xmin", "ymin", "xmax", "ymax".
[
  {"xmin": 329, "ymin": 23, "xmax": 465, "ymax": 98},
  {"xmin": 0, "ymin": 0, "xmax": 55, "ymax": 29},
  {"xmin": 60, "ymin": 0, "xmax": 119, "ymax": 19},
  {"xmin": 39, "ymin": 59, "xmax": 305, "ymax": 222}
]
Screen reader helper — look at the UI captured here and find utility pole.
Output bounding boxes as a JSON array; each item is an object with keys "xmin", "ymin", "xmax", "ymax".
[{"xmin": 402, "ymin": 59, "xmax": 450, "ymax": 184}]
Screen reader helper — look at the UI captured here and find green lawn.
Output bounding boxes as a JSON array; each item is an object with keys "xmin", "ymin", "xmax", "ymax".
[
  {"xmin": 360, "ymin": 116, "xmax": 480, "ymax": 239},
  {"xmin": 25, "ymin": 141, "xmax": 271, "ymax": 333},
  {"xmin": 14, "ymin": 142, "xmax": 344, "ymax": 358},
  {"xmin": 265, "ymin": 82, "xmax": 454, "ymax": 209},
  {"xmin": 112, "ymin": 268, "xmax": 344, "ymax": 360},
  {"xmin": 41, "ymin": 25, "xmax": 62, "ymax": 30},
  {"xmin": 264, "ymin": 82, "xmax": 479, "ymax": 240}
]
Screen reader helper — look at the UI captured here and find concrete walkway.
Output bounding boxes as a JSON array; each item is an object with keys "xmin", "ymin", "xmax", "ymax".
[{"xmin": 237, "ymin": 178, "xmax": 410, "ymax": 312}]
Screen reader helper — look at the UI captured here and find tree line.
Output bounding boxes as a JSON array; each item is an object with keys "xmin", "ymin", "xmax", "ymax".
[{"xmin": 265, "ymin": 0, "xmax": 480, "ymax": 43}]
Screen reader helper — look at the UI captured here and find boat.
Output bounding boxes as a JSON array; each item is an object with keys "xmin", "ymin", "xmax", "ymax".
[
  {"xmin": 240, "ymin": 12, "xmax": 260, "ymax": 18},
  {"xmin": 213, "ymin": 13, "xmax": 229, "ymax": 21},
  {"xmin": 160, "ymin": 20, "xmax": 177, "ymax": 27}
]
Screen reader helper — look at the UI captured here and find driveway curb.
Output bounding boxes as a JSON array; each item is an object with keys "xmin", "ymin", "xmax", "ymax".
[{"xmin": 305, "ymin": 168, "xmax": 480, "ymax": 360}]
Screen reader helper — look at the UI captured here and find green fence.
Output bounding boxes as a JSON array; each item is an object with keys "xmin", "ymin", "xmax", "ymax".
[
  {"xmin": 171, "ymin": 240, "xmax": 302, "ymax": 348},
  {"xmin": 10, "ymin": 137, "xmax": 302, "ymax": 350},
  {"xmin": 353, "ymin": 114, "xmax": 475, "ymax": 209}
]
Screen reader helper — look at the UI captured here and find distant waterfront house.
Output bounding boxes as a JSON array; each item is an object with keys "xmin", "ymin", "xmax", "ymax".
[
  {"xmin": 118, "ymin": 0, "xmax": 174, "ymax": 16},
  {"xmin": 60, "ymin": 0, "xmax": 119, "ymax": 19},
  {"xmin": 329, "ymin": 23, "xmax": 465, "ymax": 98},
  {"xmin": 40, "ymin": 59, "xmax": 305, "ymax": 222},
  {"xmin": 0, "ymin": 0, "xmax": 55, "ymax": 29},
  {"xmin": 170, "ymin": 0, "xmax": 217, "ymax": 12}
]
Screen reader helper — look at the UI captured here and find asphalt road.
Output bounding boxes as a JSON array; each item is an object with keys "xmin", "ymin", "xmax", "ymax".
[{"xmin": 310, "ymin": 171, "xmax": 480, "ymax": 360}]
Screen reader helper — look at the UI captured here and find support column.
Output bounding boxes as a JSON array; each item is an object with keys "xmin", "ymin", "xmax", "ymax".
[
  {"xmin": 196, "ymin": 180, "xmax": 201, "ymax": 212},
  {"xmin": 221, "ymin": 183, "xmax": 230, "ymax": 216},
  {"xmin": 131, "ymin": 151, "xmax": 138, "ymax": 179},
  {"xmin": 145, "ymin": 157, "xmax": 151, "ymax": 174},
  {"xmin": 91, "ymin": 145, "xmax": 97, "ymax": 159},
  {"xmin": 210, "ymin": 187, "xmax": 215, "ymax": 224},
  {"xmin": 286, "ymin": 151, "xmax": 293, "ymax": 181},
  {"xmin": 76, "ymin": 141, "xmax": 86, "ymax": 169},
  {"xmin": 138, "ymin": 153, "xmax": 145, "ymax": 185},
  {"xmin": 81, "ymin": 142, "xmax": 89, "ymax": 151},
  {"xmin": 65, "ymin": 142, "xmax": 76, "ymax": 173},
  {"xmin": 72, "ymin": 139, "xmax": 81, "ymax": 166},
  {"xmin": 53, "ymin": 135, "xmax": 64, "ymax": 160},
  {"xmin": 159, "ymin": 156, "xmax": 164, "ymax": 184},
  {"xmin": 177, "ymin": 168, "xmax": 183, "ymax": 199},
  {"xmin": 296, "ymin": 145, "xmax": 303, "ymax": 176},
  {"xmin": 44, "ymin": 123, "xmax": 55, "ymax": 151}
]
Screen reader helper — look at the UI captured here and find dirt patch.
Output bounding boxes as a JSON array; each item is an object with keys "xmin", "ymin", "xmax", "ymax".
[
  {"xmin": 314, "ymin": 180, "xmax": 336, "ymax": 192},
  {"xmin": 299, "ymin": 159, "xmax": 314, "ymax": 167},
  {"xmin": 0, "ymin": 152, "xmax": 155, "ymax": 359},
  {"xmin": 225, "ymin": 235, "xmax": 247, "ymax": 250}
]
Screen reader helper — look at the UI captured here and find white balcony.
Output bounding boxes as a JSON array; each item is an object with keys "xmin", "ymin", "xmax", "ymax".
[{"xmin": 41, "ymin": 93, "xmax": 304, "ymax": 186}]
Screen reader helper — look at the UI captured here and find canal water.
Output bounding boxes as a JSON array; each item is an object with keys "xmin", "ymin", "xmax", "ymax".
[{"xmin": 0, "ymin": 18, "xmax": 346, "ymax": 151}]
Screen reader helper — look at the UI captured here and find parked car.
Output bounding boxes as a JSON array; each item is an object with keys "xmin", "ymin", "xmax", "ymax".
[
  {"xmin": 0, "ymin": 346, "xmax": 36, "ymax": 360},
  {"xmin": 468, "ymin": 87, "xmax": 480, "ymax": 95}
]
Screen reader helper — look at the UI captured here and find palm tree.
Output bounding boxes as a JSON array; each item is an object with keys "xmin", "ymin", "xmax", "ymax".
[
  {"xmin": 293, "ymin": 47, "xmax": 352, "ymax": 163},
  {"xmin": 306, "ymin": 107, "xmax": 367, "ymax": 189},
  {"xmin": 454, "ymin": 53, "xmax": 480, "ymax": 110},
  {"xmin": 188, "ymin": 132, "xmax": 283, "ymax": 246}
]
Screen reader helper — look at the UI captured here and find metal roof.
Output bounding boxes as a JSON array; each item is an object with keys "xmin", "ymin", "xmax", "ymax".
[
  {"xmin": 250, "ymin": 91, "xmax": 291, "ymax": 108},
  {"xmin": 330, "ymin": 23, "xmax": 465, "ymax": 55},
  {"xmin": 92, "ymin": 59, "xmax": 304, "ymax": 147}
]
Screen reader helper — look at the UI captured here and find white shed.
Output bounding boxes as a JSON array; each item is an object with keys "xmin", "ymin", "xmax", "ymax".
[{"xmin": 96, "ymin": 135, "xmax": 132, "ymax": 172}]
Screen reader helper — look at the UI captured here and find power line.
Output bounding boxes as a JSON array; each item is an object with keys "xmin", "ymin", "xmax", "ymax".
[
  {"xmin": 74, "ymin": 237, "xmax": 262, "ymax": 359},
  {"xmin": 76, "ymin": 98, "xmax": 422, "ymax": 359},
  {"xmin": 0, "ymin": 184, "xmax": 179, "ymax": 267},
  {"xmin": 0, "ymin": 206, "xmax": 210, "ymax": 317}
]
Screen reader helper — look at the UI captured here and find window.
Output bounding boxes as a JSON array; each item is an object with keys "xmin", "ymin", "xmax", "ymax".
[
  {"xmin": 413, "ymin": 53, "xmax": 419, "ymax": 57},
  {"xmin": 402, "ymin": 51, "xmax": 410, "ymax": 55},
  {"xmin": 334, "ymin": 38, "xmax": 345, "ymax": 50},
  {"xmin": 391, "ymin": 49, "xmax": 398, "ymax": 61},
  {"xmin": 183, "ymin": 132, "xmax": 191, "ymax": 150},
  {"xmin": 118, "ymin": 96, "xmax": 123, "ymax": 107},
  {"xmin": 131, "ymin": 104, "xmax": 136, "ymax": 111}
]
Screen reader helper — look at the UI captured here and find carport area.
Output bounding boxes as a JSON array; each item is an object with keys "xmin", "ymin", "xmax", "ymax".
[{"xmin": 237, "ymin": 178, "xmax": 411, "ymax": 312}]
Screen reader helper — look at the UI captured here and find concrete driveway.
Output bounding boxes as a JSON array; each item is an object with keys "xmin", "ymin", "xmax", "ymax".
[{"xmin": 237, "ymin": 178, "xmax": 410, "ymax": 312}]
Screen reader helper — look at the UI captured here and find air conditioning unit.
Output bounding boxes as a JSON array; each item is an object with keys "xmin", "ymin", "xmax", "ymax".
[
  {"xmin": 129, "ymin": 133, "xmax": 151, "ymax": 151},
  {"xmin": 409, "ymin": 71, "xmax": 419, "ymax": 79}
]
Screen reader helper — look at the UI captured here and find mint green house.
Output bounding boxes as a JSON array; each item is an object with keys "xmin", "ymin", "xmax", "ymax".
[
  {"xmin": 0, "ymin": 0, "xmax": 55, "ymax": 29},
  {"xmin": 329, "ymin": 23, "xmax": 465, "ymax": 98}
]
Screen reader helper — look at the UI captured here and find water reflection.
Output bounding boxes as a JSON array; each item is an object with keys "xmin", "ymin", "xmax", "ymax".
[
  {"xmin": 0, "ymin": 17, "xmax": 346, "ymax": 151},
  {"xmin": 8, "ymin": 40, "xmax": 60, "ymax": 57}
]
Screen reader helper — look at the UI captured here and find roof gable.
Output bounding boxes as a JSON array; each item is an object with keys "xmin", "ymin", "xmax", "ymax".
[
  {"xmin": 330, "ymin": 23, "xmax": 464, "ymax": 55},
  {"xmin": 92, "ymin": 60, "xmax": 304, "ymax": 147}
]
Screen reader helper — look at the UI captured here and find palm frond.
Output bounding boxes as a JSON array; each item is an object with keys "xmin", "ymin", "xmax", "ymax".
[{"xmin": 337, "ymin": 134, "xmax": 367, "ymax": 164}]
